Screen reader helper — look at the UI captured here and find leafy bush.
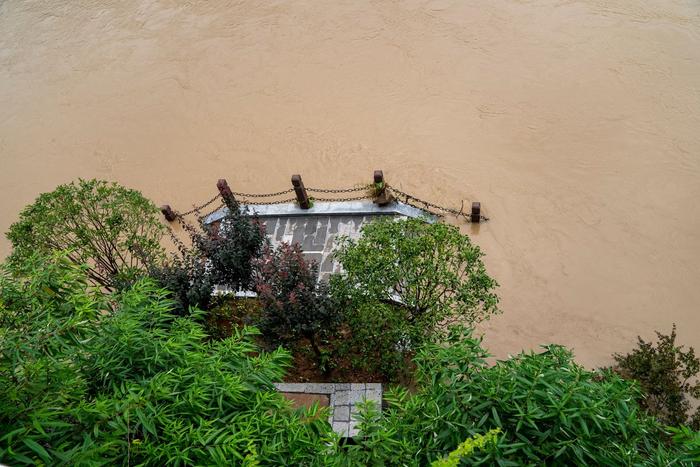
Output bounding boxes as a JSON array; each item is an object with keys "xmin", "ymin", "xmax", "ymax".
[
  {"xmin": 151, "ymin": 196, "xmax": 266, "ymax": 314},
  {"xmin": 612, "ymin": 324, "xmax": 700, "ymax": 430},
  {"xmin": 6, "ymin": 179, "xmax": 165, "ymax": 290},
  {"xmin": 148, "ymin": 253, "xmax": 213, "ymax": 315},
  {"xmin": 0, "ymin": 254, "xmax": 336, "ymax": 465},
  {"xmin": 345, "ymin": 326, "xmax": 693, "ymax": 465},
  {"xmin": 331, "ymin": 217, "xmax": 499, "ymax": 379},
  {"xmin": 338, "ymin": 301, "xmax": 415, "ymax": 380},
  {"xmin": 254, "ymin": 242, "xmax": 339, "ymax": 361},
  {"xmin": 187, "ymin": 196, "xmax": 266, "ymax": 292}
]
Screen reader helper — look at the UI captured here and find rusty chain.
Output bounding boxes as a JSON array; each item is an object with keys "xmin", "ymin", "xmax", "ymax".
[
  {"xmin": 172, "ymin": 184, "xmax": 489, "ymax": 223},
  {"xmin": 177, "ymin": 193, "xmax": 222, "ymax": 217},
  {"xmin": 306, "ymin": 185, "xmax": 373, "ymax": 194},
  {"xmin": 386, "ymin": 185, "xmax": 490, "ymax": 222}
]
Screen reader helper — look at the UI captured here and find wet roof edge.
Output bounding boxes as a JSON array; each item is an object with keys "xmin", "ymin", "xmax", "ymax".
[{"xmin": 204, "ymin": 200, "xmax": 436, "ymax": 224}]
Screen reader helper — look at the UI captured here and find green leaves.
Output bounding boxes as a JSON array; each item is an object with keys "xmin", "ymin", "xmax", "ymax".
[
  {"xmin": 0, "ymin": 257, "xmax": 335, "ymax": 465},
  {"xmin": 6, "ymin": 179, "xmax": 166, "ymax": 290},
  {"xmin": 346, "ymin": 327, "xmax": 692, "ymax": 465},
  {"xmin": 333, "ymin": 216, "xmax": 499, "ymax": 339},
  {"xmin": 611, "ymin": 324, "xmax": 700, "ymax": 430}
]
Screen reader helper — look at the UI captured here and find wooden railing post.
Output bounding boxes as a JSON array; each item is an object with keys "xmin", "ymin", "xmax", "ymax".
[
  {"xmin": 160, "ymin": 205, "xmax": 177, "ymax": 222},
  {"xmin": 217, "ymin": 179, "xmax": 235, "ymax": 204},
  {"xmin": 373, "ymin": 169, "xmax": 393, "ymax": 206},
  {"xmin": 291, "ymin": 174, "xmax": 311, "ymax": 209},
  {"xmin": 471, "ymin": 202, "xmax": 481, "ymax": 223}
]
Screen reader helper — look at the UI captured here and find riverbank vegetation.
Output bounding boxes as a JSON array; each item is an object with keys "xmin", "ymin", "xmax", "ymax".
[{"xmin": 1, "ymin": 179, "xmax": 698, "ymax": 464}]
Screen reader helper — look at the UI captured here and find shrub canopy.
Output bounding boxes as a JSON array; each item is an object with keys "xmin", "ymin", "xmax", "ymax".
[
  {"xmin": 0, "ymin": 254, "xmax": 335, "ymax": 465},
  {"xmin": 347, "ymin": 327, "xmax": 695, "ymax": 465},
  {"xmin": 6, "ymin": 179, "xmax": 165, "ymax": 290},
  {"xmin": 333, "ymin": 217, "xmax": 499, "ymax": 333}
]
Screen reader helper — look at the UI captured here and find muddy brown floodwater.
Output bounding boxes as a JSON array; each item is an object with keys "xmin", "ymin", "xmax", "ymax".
[{"xmin": 1, "ymin": 0, "xmax": 699, "ymax": 367}]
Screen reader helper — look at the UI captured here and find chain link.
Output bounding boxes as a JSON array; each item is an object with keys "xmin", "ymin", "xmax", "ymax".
[
  {"xmin": 171, "ymin": 184, "xmax": 489, "ymax": 223},
  {"xmin": 230, "ymin": 188, "xmax": 295, "ymax": 198},
  {"xmin": 387, "ymin": 185, "xmax": 489, "ymax": 222},
  {"xmin": 240, "ymin": 197, "xmax": 298, "ymax": 205},
  {"xmin": 177, "ymin": 193, "xmax": 222, "ymax": 217},
  {"xmin": 306, "ymin": 184, "xmax": 373, "ymax": 194},
  {"xmin": 312, "ymin": 194, "xmax": 372, "ymax": 202}
]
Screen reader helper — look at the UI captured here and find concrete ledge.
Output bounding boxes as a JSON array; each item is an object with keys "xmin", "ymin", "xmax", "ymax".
[
  {"xmin": 205, "ymin": 200, "xmax": 435, "ymax": 224},
  {"xmin": 275, "ymin": 382, "xmax": 383, "ymax": 437}
]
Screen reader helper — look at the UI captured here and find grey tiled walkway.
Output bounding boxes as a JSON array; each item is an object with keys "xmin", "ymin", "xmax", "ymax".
[{"xmin": 263, "ymin": 215, "xmax": 377, "ymax": 282}]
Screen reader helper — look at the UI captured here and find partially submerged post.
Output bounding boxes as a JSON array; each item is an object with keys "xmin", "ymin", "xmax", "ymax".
[
  {"xmin": 471, "ymin": 202, "xmax": 481, "ymax": 223},
  {"xmin": 291, "ymin": 174, "xmax": 311, "ymax": 209},
  {"xmin": 373, "ymin": 169, "xmax": 393, "ymax": 206},
  {"xmin": 217, "ymin": 179, "xmax": 235, "ymax": 204},
  {"xmin": 160, "ymin": 204, "xmax": 177, "ymax": 222}
]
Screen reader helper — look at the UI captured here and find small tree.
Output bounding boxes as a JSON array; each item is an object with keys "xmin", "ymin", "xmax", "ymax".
[
  {"xmin": 333, "ymin": 217, "xmax": 499, "ymax": 338},
  {"xmin": 612, "ymin": 324, "xmax": 700, "ymax": 429},
  {"xmin": 254, "ymin": 242, "xmax": 339, "ymax": 361},
  {"xmin": 6, "ymin": 179, "xmax": 165, "ymax": 290},
  {"xmin": 168, "ymin": 195, "xmax": 266, "ymax": 293}
]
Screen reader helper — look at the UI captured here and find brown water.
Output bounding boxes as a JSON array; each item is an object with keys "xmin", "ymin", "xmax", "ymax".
[{"xmin": 1, "ymin": 0, "xmax": 699, "ymax": 367}]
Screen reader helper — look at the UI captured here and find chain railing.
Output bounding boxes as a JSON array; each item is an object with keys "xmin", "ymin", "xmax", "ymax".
[{"xmin": 161, "ymin": 174, "xmax": 489, "ymax": 224}]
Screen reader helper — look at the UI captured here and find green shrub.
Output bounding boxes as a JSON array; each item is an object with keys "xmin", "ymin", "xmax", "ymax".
[
  {"xmin": 333, "ymin": 217, "xmax": 499, "ymax": 329},
  {"xmin": 6, "ymin": 179, "xmax": 165, "ymax": 290},
  {"xmin": 612, "ymin": 324, "xmax": 700, "ymax": 430},
  {"xmin": 331, "ymin": 217, "xmax": 499, "ymax": 379},
  {"xmin": 346, "ymin": 326, "xmax": 692, "ymax": 465},
  {"xmin": 148, "ymin": 251, "xmax": 214, "ymax": 315},
  {"xmin": 187, "ymin": 196, "xmax": 266, "ymax": 292},
  {"xmin": 339, "ymin": 301, "xmax": 414, "ymax": 380},
  {"xmin": 0, "ymin": 254, "xmax": 336, "ymax": 465}
]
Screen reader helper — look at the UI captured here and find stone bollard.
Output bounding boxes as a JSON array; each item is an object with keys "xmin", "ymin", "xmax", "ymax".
[
  {"xmin": 471, "ymin": 202, "xmax": 481, "ymax": 223},
  {"xmin": 160, "ymin": 205, "xmax": 177, "ymax": 222},
  {"xmin": 291, "ymin": 174, "xmax": 311, "ymax": 209}
]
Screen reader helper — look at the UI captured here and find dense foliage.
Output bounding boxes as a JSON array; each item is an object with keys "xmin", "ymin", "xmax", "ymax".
[
  {"xmin": 254, "ymin": 242, "xmax": 339, "ymax": 361},
  {"xmin": 152, "ymin": 195, "xmax": 266, "ymax": 314},
  {"xmin": 331, "ymin": 217, "xmax": 499, "ymax": 379},
  {"xmin": 346, "ymin": 327, "xmax": 694, "ymax": 465},
  {"xmin": 612, "ymin": 324, "xmax": 700, "ymax": 430},
  {"xmin": 0, "ymin": 254, "xmax": 335, "ymax": 465},
  {"xmin": 6, "ymin": 179, "xmax": 165, "ymax": 289},
  {"xmin": 3, "ymin": 185, "xmax": 698, "ymax": 465}
]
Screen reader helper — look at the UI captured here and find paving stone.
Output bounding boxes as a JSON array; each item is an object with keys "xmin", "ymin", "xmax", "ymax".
[
  {"xmin": 365, "ymin": 383, "xmax": 382, "ymax": 391},
  {"xmin": 291, "ymin": 219, "xmax": 305, "ymax": 244},
  {"xmin": 350, "ymin": 383, "xmax": 366, "ymax": 390},
  {"xmin": 334, "ymin": 390, "xmax": 350, "ymax": 405},
  {"xmin": 348, "ymin": 390, "xmax": 367, "ymax": 405},
  {"xmin": 328, "ymin": 217, "xmax": 340, "ymax": 234},
  {"xmin": 275, "ymin": 218, "xmax": 288, "ymax": 242},
  {"xmin": 365, "ymin": 389, "xmax": 382, "ymax": 404},
  {"xmin": 334, "ymin": 383, "xmax": 350, "ymax": 390},
  {"xmin": 274, "ymin": 382, "xmax": 306, "ymax": 393},
  {"xmin": 348, "ymin": 421, "xmax": 360, "ymax": 437},
  {"xmin": 304, "ymin": 383, "xmax": 336, "ymax": 394},
  {"xmin": 264, "ymin": 219, "xmax": 278, "ymax": 235},
  {"xmin": 333, "ymin": 422, "xmax": 349, "ymax": 437},
  {"xmin": 304, "ymin": 252, "xmax": 323, "ymax": 266},
  {"xmin": 333, "ymin": 405, "xmax": 350, "ymax": 422},
  {"xmin": 312, "ymin": 217, "xmax": 329, "ymax": 247}
]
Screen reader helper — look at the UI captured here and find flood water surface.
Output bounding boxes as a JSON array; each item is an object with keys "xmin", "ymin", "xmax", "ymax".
[{"xmin": 1, "ymin": 0, "xmax": 699, "ymax": 366}]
